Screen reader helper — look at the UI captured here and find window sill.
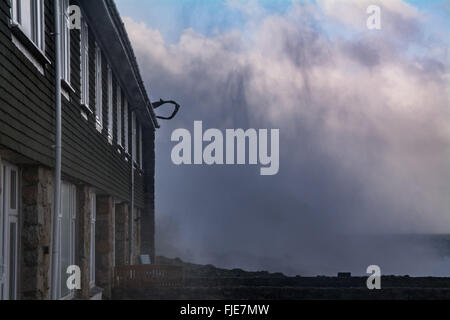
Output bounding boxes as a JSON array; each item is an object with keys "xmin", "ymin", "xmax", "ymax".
[
  {"xmin": 133, "ymin": 162, "xmax": 144, "ymax": 174},
  {"xmin": 59, "ymin": 293, "xmax": 75, "ymax": 300},
  {"xmin": 9, "ymin": 23, "xmax": 50, "ymax": 75},
  {"xmin": 61, "ymin": 79, "xmax": 76, "ymax": 95},
  {"xmin": 9, "ymin": 22, "xmax": 50, "ymax": 66},
  {"xmin": 81, "ymin": 103, "xmax": 94, "ymax": 115},
  {"xmin": 89, "ymin": 286, "xmax": 103, "ymax": 300},
  {"xmin": 96, "ymin": 124, "xmax": 103, "ymax": 133}
]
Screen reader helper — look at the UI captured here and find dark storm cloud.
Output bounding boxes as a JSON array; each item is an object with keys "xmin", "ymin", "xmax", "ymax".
[
  {"xmin": 343, "ymin": 41, "xmax": 380, "ymax": 67},
  {"xmin": 123, "ymin": 1, "xmax": 450, "ymax": 276}
]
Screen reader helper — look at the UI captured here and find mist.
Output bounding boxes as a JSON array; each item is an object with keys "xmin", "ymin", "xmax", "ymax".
[{"xmin": 122, "ymin": 0, "xmax": 450, "ymax": 276}]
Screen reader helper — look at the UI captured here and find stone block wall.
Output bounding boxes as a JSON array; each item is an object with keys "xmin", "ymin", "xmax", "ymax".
[
  {"xmin": 133, "ymin": 208, "xmax": 141, "ymax": 262},
  {"xmin": 115, "ymin": 203, "xmax": 130, "ymax": 266},
  {"xmin": 76, "ymin": 185, "xmax": 92, "ymax": 299},
  {"xmin": 95, "ymin": 195, "xmax": 114, "ymax": 299},
  {"xmin": 20, "ymin": 166, "xmax": 53, "ymax": 300},
  {"xmin": 1, "ymin": 159, "xmax": 145, "ymax": 300}
]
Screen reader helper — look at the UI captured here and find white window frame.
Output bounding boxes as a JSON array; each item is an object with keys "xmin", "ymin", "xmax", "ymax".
[
  {"xmin": 58, "ymin": 182, "xmax": 76, "ymax": 300},
  {"xmin": 10, "ymin": 0, "xmax": 20, "ymax": 23},
  {"xmin": 95, "ymin": 43, "xmax": 103, "ymax": 132},
  {"xmin": 89, "ymin": 191, "xmax": 96, "ymax": 288},
  {"xmin": 139, "ymin": 123, "xmax": 143, "ymax": 170},
  {"xmin": 132, "ymin": 111, "xmax": 136, "ymax": 163},
  {"xmin": 124, "ymin": 98, "xmax": 129, "ymax": 154},
  {"xmin": 80, "ymin": 17, "xmax": 89, "ymax": 108},
  {"xmin": 61, "ymin": 0, "xmax": 71, "ymax": 84},
  {"xmin": 117, "ymin": 87, "xmax": 122, "ymax": 147},
  {"xmin": 11, "ymin": 0, "xmax": 45, "ymax": 51},
  {"xmin": 107, "ymin": 65, "xmax": 113, "ymax": 144}
]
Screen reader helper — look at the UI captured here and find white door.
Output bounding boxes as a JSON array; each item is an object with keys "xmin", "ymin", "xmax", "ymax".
[{"xmin": 0, "ymin": 162, "xmax": 20, "ymax": 300}]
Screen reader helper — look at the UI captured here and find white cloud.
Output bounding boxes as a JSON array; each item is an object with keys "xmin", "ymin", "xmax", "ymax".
[
  {"xmin": 317, "ymin": 0, "xmax": 420, "ymax": 31},
  {"xmin": 123, "ymin": 1, "xmax": 450, "ymax": 275}
]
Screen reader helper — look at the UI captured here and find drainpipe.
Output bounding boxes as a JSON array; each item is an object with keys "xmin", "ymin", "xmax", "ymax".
[{"xmin": 51, "ymin": 0, "xmax": 62, "ymax": 300}]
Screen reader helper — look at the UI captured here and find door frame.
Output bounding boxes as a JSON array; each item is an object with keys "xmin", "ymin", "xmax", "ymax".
[{"xmin": 0, "ymin": 161, "xmax": 20, "ymax": 300}]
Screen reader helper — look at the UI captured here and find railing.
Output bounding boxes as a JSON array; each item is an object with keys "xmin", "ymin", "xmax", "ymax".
[{"xmin": 114, "ymin": 265, "xmax": 184, "ymax": 288}]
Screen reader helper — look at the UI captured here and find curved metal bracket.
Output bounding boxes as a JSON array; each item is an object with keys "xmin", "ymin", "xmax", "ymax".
[{"xmin": 152, "ymin": 99, "xmax": 180, "ymax": 120}]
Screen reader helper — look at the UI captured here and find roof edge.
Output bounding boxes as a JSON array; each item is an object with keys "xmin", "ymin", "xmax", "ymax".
[{"xmin": 104, "ymin": 0, "xmax": 160, "ymax": 129}]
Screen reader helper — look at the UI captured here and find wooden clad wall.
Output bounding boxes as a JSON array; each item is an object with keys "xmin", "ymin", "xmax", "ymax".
[{"xmin": 0, "ymin": 0, "xmax": 148, "ymax": 208}]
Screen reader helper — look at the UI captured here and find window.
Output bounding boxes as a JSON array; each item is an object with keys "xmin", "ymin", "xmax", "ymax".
[
  {"xmin": 59, "ymin": 182, "xmax": 76, "ymax": 299},
  {"xmin": 132, "ymin": 111, "xmax": 136, "ymax": 163},
  {"xmin": 11, "ymin": 0, "xmax": 45, "ymax": 50},
  {"xmin": 61, "ymin": 0, "xmax": 70, "ymax": 83},
  {"xmin": 80, "ymin": 18, "xmax": 89, "ymax": 107},
  {"xmin": 0, "ymin": 166, "xmax": 4, "ymax": 295},
  {"xmin": 10, "ymin": 170, "xmax": 17, "ymax": 210},
  {"xmin": 8, "ymin": 222, "xmax": 17, "ymax": 300},
  {"xmin": 117, "ymin": 87, "xmax": 122, "ymax": 147},
  {"xmin": 111, "ymin": 205, "xmax": 115, "ymax": 268},
  {"xmin": 107, "ymin": 65, "xmax": 113, "ymax": 144},
  {"xmin": 124, "ymin": 99, "xmax": 129, "ymax": 153},
  {"xmin": 139, "ymin": 123, "xmax": 143, "ymax": 170},
  {"xmin": 89, "ymin": 192, "xmax": 96, "ymax": 288},
  {"xmin": 0, "ymin": 163, "xmax": 19, "ymax": 300},
  {"xmin": 95, "ymin": 44, "xmax": 102, "ymax": 131}
]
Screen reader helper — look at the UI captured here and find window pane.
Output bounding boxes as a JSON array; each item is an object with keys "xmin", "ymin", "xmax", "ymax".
[
  {"xmin": 117, "ymin": 89, "xmax": 122, "ymax": 146},
  {"xmin": 139, "ymin": 124, "xmax": 143, "ymax": 169},
  {"xmin": 89, "ymin": 193, "xmax": 96, "ymax": 284},
  {"xmin": 107, "ymin": 67, "xmax": 113, "ymax": 143},
  {"xmin": 60, "ymin": 184, "xmax": 72, "ymax": 298},
  {"xmin": 95, "ymin": 45, "xmax": 102, "ymax": 127},
  {"xmin": 61, "ymin": 0, "xmax": 70, "ymax": 82},
  {"xmin": 20, "ymin": 0, "xmax": 32, "ymax": 38},
  {"xmin": 124, "ymin": 100, "xmax": 129, "ymax": 153},
  {"xmin": 11, "ymin": 0, "xmax": 21, "ymax": 24},
  {"xmin": 132, "ymin": 112, "xmax": 136, "ymax": 162},
  {"xmin": 31, "ymin": 0, "xmax": 40, "ymax": 47},
  {"xmin": 13, "ymin": 0, "xmax": 44, "ymax": 49},
  {"xmin": 81, "ymin": 20, "xmax": 89, "ymax": 106},
  {"xmin": 9, "ymin": 222, "xmax": 17, "ymax": 299},
  {"xmin": 0, "ymin": 167, "xmax": 4, "ymax": 278},
  {"xmin": 90, "ymin": 223, "xmax": 95, "ymax": 283},
  {"xmin": 65, "ymin": 24, "xmax": 70, "ymax": 81},
  {"xmin": 10, "ymin": 170, "xmax": 17, "ymax": 210}
]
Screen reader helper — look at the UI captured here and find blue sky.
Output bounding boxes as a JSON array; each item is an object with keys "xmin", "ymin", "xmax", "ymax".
[
  {"xmin": 116, "ymin": 0, "xmax": 448, "ymax": 43},
  {"xmin": 116, "ymin": 0, "xmax": 248, "ymax": 43}
]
